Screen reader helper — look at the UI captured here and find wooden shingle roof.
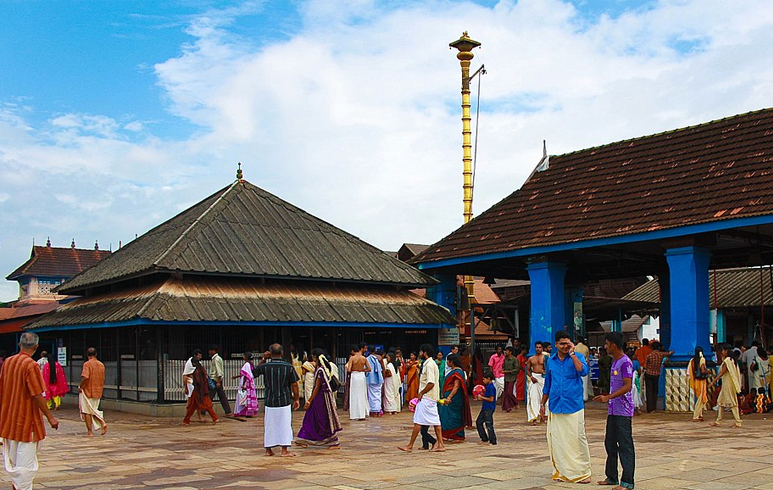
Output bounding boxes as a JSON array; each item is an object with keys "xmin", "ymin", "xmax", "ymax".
[
  {"xmin": 414, "ymin": 108, "xmax": 773, "ymax": 264},
  {"xmin": 60, "ymin": 179, "xmax": 436, "ymax": 294}
]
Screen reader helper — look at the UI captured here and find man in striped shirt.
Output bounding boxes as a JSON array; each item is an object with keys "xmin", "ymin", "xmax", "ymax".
[
  {"xmin": 0, "ymin": 332, "xmax": 59, "ymax": 490},
  {"xmin": 253, "ymin": 344, "xmax": 300, "ymax": 457}
]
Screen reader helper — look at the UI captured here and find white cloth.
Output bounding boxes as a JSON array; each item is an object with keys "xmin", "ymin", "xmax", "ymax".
[
  {"xmin": 348, "ymin": 371, "xmax": 368, "ymax": 420},
  {"xmin": 419, "ymin": 358, "xmax": 440, "ymax": 401},
  {"xmin": 547, "ymin": 410, "xmax": 592, "ymax": 483},
  {"xmin": 632, "ymin": 371, "xmax": 643, "ymax": 409},
  {"xmin": 527, "ymin": 373, "xmax": 546, "ymax": 422},
  {"xmin": 79, "ymin": 392, "xmax": 106, "ymax": 431},
  {"xmin": 494, "ymin": 376, "xmax": 505, "ymax": 400},
  {"xmin": 581, "ymin": 375, "xmax": 591, "ymax": 401},
  {"xmin": 264, "ymin": 405, "xmax": 293, "ymax": 448},
  {"xmin": 182, "ymin": 358, "xmax": 195, "ymax": 376},
  {"xmin": 3, "ymin": 439, "xmax": 39, "ymax": 490},
  {"xmin": 367, "ymin": 381, "xmax": 383, "ymax": 413},
  {"xmin": 384, "ymin": 364, "xmax": 401, "ymax": 413},
  {"xmin": 413, "ymin": 397, "xmax": 440, "ymax": 426}
]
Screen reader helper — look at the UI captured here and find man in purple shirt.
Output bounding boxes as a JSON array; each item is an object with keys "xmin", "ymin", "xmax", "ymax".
[{"xmin": 594, "ymin": 332, "xmax": 635, "ymax": 489}]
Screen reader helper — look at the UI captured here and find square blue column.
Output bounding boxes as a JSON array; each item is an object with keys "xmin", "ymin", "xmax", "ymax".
[
  {"xmin": 658, "ymin": 269, "xmax": 671, "ymax": 351},
  {"xmin": 527, "ymin": 261, "xmax": 567, "ymax": 355},
  {"xmin": 665, "ymin": 246, "xmax": 711, "ymax": 361}
]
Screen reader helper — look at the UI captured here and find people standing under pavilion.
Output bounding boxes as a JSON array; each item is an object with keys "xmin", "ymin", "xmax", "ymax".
[
  {"xmin": 643, "ymin": 341, "xmax": 673, "ymax": 413},
  {"xmin": 501, "ymin": 346, "xmax": 520, "ymax": 412},
  {"xmin": 383, "ymin": 352, "xmax": 402, "ymax": 414},
  {"xmin": 540, "ymin": 331, "xmax": 591, "ymax": 484},
  {"xmin": 404, "ymin": 352, "xmax": 420, "ymax": 404},
  {"xmin": 487, "ymin": 345, "xmax": 505, "ymax": 400},
  {"xmin": 526, "ymin": 342, "xmax": 547, "ymax": 425}
]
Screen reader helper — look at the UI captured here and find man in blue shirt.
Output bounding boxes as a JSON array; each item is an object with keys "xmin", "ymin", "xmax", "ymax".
[{"xmin": 539, "ymin": 330, "xmax": 591, "ymax": 484}]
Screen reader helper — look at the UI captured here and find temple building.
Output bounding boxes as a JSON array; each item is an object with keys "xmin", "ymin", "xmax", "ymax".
[
  {"xmin": 413, "ymin": 107, "xmax": 773, "ymax": 412},
  {"xmin": 27, "ymin": 174, "xmax": 453, "ymax": 407}
]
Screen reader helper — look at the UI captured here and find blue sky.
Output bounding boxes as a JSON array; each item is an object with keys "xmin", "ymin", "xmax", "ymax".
[{"xmin": 2, "ymin": 0, "xmax": 773, "ymax": 301}]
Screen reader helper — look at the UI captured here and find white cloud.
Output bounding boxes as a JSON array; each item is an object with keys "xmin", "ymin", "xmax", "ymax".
[{"xmin": 3, "ymin": 0, "xmax": 773, "ymax": 301}]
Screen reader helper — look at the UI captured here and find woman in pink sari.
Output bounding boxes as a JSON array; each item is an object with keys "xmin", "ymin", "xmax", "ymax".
[
  {"xmin": 232, "ymin": 352, "xmax": 258, "ymax": 417},
  {"xmin": 42, "ymin": 351, "xmax": 68, "ymax": 410}
]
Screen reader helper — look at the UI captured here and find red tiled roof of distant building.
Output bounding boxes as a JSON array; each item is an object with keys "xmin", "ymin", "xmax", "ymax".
[
  {"xmin": 414, "ymin": 108, "xmax": 773, "ymax": 264},
  {"xmin": 7, "ymin": 246, "xmax": 111, "ymax": 280}
]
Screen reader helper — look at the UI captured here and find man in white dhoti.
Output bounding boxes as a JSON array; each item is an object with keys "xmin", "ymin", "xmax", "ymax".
[
  {"xmin": 398, "ymin": 344, "xmax": 446, "ymax": 453},
  {"xmin": 540, "ymin": 331, "xmax": 591, "ymax": 484},
  {"xmin": 526, "ymin": 341, "xmax": 547, "ymax": 425},
  {"xmin": 79, "ymin": 347, "xmax": 108, "ymax": 436},
  {"xmin": 0, "ymin": 332, "xmax": 59, "ymax": 490},
  {"xmin": 253, "ymin": 344, "xmax": 300, "ymax": 457},
  {"xmin": 348, "ymin": 342, "xmax": 370, "ymax": 420}
]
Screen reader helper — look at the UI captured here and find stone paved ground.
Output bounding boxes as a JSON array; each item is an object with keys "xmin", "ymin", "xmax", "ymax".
[{"xmin": 17, "ymin": 401, "xmax": 773, "ymax": 489}]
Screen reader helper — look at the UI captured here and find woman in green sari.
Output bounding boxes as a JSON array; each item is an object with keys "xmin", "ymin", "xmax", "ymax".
[{"xmin": 439, "ymin": 354, "xmax": 472, "ymax": 441}]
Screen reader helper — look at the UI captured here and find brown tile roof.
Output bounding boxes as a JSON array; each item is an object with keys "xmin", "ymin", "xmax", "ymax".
[
  {"xmin": 0, "ymin": 303, "xmax": 60, "ymax": 321},
  {"xmin": 624, "ymin": 267, "xmax": 773, "ymax": 308},
  {"xmin": 59, "ymin": 180, "xmax": 436, "ymax": 294},
  {"xmin": 6, "ymin": 246, "xmax": 111, "ymax": 280},
  {"xmin": 414, "ymin": 108, "xmax": 773, "ymax": 264},
  {"xmin": 28, "ymin": 276, "xmax": 454, "ymax": 329}
]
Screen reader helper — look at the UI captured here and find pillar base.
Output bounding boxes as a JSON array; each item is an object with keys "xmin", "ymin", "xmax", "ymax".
[{"xmin": 665, "ymin": 367, "xmax": 694, "ymax": 413}]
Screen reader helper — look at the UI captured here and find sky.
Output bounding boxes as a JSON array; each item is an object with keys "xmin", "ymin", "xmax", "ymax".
[{"xmin": 2, "ymin": 0, "xmax": 773, "ymax": 302}]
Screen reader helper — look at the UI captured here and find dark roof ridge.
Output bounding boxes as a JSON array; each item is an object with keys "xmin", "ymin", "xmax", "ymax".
[{"xmin": 553, "ymin": 106, "xmax": 773, "ymax": 160}]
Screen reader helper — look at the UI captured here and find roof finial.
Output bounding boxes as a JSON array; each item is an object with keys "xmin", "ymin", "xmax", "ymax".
[
  {"xmin": 543, "ymin": 139, "xmax": 547, "ymax": 158},
  {"xmin": 71, "ymin": 238, "xmax": 76, "ymax": 249},
  {"xmin": 46, "ymin": 237, "xmax": 51, "ymax": 247},
  {"xmin": 236, "ymin": 162, "xmax": 243, "ymax": 180},
  {"xmin": 94, "ymin": 240, "xmax": 99, "ymax": 251}
]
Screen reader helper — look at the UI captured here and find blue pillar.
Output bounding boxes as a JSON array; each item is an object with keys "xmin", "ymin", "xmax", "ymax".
[
  {"xmin": 717, "ymin": 309, "xmax": 726, "ymax": 343},
  {"xmin": 665, "ymin": 246, "xmax": 711, "ymax": 362},
  {"xmin": 611, "ymin": 319, "xmax": 622, "ymax": 333},
  {"xmin": 427, "ymin": 273, "xmax": 457, "ymax": 319},
  {"xmin": 659, "ymin": 269, "xmax": 671, "ymax": 351},
  {"xmin": 527, "ymin": 261, "xmax": 567, "ymax": 355}
]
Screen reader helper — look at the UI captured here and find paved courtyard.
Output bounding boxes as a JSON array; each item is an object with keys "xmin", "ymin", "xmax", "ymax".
[{"xmin": 18, "ymin": 401, "xmax": 773, "ymax": 489}]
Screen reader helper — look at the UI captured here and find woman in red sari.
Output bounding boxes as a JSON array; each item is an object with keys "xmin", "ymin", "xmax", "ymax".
[
  {"xmin": 438, "ymin": 354, "xmax": 472, "ymax": 441},
  {"xmin": 516, "ymin": 346, "xmax": 528, "ymax": 403},
  {"xmin": 182, "ymin": 356, "xmax": 219, "ymax": 425}
]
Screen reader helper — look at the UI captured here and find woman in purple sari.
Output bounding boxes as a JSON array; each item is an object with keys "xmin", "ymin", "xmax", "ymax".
[
  {"xmin": 232, "ymin": 352, "xmax": 258, "ymax": 417},
  {"xmin": 296, "ymin": 348, "xmax": 343, "ymax": 448}
]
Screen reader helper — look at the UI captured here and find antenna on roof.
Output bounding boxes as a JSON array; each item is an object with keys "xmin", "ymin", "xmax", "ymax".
[
  {"xmin": 536, "ymin": 140, "xmax": 550, "ymax": 172},
  {"xmin": 71, "ymin": 239, "xmax": 76, "ymax": 249},
  {"xmin": 236, "ymin": 162, "xmax": 243, "ymax": 181}
]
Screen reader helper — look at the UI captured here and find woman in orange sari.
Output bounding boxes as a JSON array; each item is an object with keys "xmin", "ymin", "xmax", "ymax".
[
  {"xmin": 688, "ymin": 346, "xmax": 710, "ymax": 421},
  {"xmin": 404, "ymin": 352, "xmax": 420, "ymax": 403}
]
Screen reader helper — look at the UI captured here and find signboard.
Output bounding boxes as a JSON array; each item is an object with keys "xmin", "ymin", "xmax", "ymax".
[
  {"xmin": 57, "ymin": 347, "xmax": 67, "ymax": 367},
  {"xmin": 438, "ymin": 327, "xmax": 460, "ymax": 346}
]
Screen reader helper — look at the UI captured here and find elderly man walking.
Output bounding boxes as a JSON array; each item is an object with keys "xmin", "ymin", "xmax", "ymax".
[
  {"xmin": 540, "ymin": 331, "xmax": 591, "ymax": 484},
  {"xmin": 253, "ymin": 344, "xmax": 300, "ymax": 457},
  {"xmin": 0, "ymin": 332, "xmax": 59, "ymax": 490}
]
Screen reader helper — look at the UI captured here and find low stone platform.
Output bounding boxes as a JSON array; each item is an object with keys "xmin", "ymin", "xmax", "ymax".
[{"xmin": 19, "ymin": 401, "xmax": 773, "ymax": 489}]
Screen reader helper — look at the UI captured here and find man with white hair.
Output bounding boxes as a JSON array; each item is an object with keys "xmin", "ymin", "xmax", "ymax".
[{"xmin": 0, "ymin": 332, "xmax": 59, "ymax": 490}]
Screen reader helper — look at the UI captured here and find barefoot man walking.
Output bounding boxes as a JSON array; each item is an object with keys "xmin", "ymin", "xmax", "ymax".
[
  {"xmin": 79, "ymin": 347, "xmax": 108, "ymax": 436},
  {"xmin": 540, "ymin": 331, "xmax": 591, "ymax": 484},
  {"xmin": 398, "ymin": 344, "xmax": 446, "ymax": 453}
]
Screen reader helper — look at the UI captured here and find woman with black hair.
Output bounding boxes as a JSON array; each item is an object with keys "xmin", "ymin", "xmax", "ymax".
[
  {"xmin": 42, "ymin": 351, "xmax": 67, "ymax": 410},
  {"xmin": 710, "ymin": 343, "xmax": 742, "ymax": 428},
  {"xmin": 688, "ymin": 346, "xmax": 710, "ymax": 421},
  {"xmin": 182, "ymin": 351, "xmax": 219, "ymax": 425},
  {"xmin": 295, "ymin": 348, "xmax": 343, "ymax": 448}
]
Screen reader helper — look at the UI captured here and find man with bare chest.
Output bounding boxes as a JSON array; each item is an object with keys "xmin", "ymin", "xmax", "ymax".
[
  {"xmin": 348, "ymin": 343, "xmax": 370, "ymax": 420},
  {"xmin": 526, "ymin": 342, "xmax": 548, "ymax": 424}
]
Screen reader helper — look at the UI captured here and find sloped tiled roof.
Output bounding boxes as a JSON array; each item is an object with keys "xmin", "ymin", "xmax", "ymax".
[
  {"xmin": 415, "ymin": 108, "xmax": 773, "ymax": 264},
  {"xmin": 29, "ymin": 276, "xmax": 454, "ymax": 329},
  {"xmin": 60, "ymin": 180, "xmax": 436, "ymax": 294},
  {"xmin": 7, "ymin": 246, "xmax": 111, "ymax": 280},
  {"xmin": 624, "ymin": 267, "xmax": 773, "ymax": 308}
]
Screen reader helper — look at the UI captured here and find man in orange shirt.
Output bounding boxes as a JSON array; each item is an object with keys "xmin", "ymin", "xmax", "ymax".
[
  {"xmin": 79, "ymin": 347, "xmax": 108, "ymax": 436},
  {"xmin": 0, "ymin": 332, "xmax": 59, "ymax": 490}
]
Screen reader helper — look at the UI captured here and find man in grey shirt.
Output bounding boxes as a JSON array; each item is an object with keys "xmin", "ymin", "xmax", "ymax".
[{"xmin": 208, "ymin": 345, "xmax": 232, "ymax": 416}]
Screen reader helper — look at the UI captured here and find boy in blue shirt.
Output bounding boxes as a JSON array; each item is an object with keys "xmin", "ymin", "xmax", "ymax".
[{"xmin": 475, "ymin": 371, "xmax": 497, "ymax": 445}]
